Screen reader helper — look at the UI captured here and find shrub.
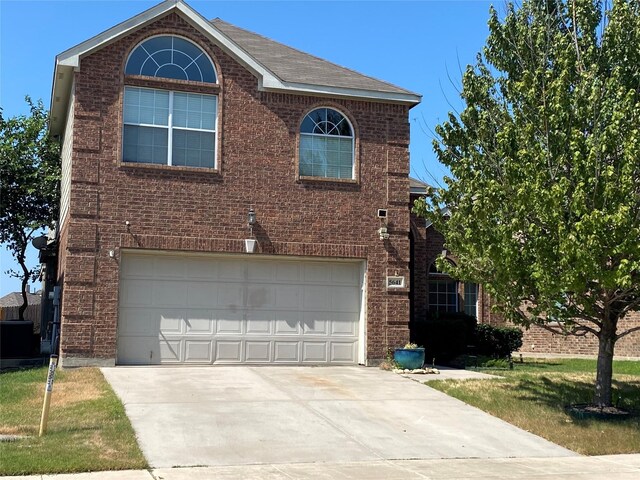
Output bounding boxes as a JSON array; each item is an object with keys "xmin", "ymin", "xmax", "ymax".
[
  {"xmin": 474, "ymin": 323, "xmax": 523, "ymax": 358},
  {"xmin": 410, "ymin": 312, "xmax": 477, "ymax": 363}
]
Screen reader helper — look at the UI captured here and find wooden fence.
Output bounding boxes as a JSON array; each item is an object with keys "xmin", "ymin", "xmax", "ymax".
[{"xmin": 0, "ymin": 304, "xmax": 42, "ymax": 333}]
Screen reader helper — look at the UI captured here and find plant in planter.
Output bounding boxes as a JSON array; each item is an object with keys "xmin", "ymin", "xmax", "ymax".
[{"xmin": 393, "ymin": 343, "xmax": 425, "ymax": 370}]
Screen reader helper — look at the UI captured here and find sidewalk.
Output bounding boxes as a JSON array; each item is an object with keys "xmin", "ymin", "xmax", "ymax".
[{"xmin": 6, "ymin": 455, "xmax": 640, "ymax": 480}]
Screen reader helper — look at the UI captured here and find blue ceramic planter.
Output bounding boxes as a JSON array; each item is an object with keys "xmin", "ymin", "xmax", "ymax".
[{"xmin": 394, "ymin": 348, "xmax": 425, "ymax": 369}]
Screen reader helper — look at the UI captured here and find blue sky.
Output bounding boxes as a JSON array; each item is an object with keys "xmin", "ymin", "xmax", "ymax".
[{"xmin": 0, "ymin": 0, "xmax": 493, "ymax": 296}]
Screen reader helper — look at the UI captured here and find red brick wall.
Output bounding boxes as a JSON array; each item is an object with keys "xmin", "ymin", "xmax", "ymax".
[
  {"xmin": 520, "ymin": 312, "xmax": 640, "ymax": 358},
  {"xmin": 59, "ymin": 13, "xmax": 412, "ymax": 364}
]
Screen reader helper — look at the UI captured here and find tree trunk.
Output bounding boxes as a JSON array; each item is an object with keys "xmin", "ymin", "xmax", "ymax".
[
  {"xmin": 17, "ymin": 247, "xmax": 30, "ymax": 321},
  {"xmin": 594, "ymin": 314, "xmax": 617, "ymax": 407}
]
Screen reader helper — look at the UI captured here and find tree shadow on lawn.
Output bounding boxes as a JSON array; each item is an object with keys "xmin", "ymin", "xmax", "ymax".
[{"xmin": 510, "ymin": 375, "xmax": 640, "ymax": 423}]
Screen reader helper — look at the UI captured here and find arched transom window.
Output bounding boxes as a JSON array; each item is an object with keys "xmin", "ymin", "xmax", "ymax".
[
  {"xmin": 125, "ymin": 35, "xmax": 217, "ymax": 83},
  {"xmin": 299, "ymin": 108, "xmax": 354, "ymax": 179}
]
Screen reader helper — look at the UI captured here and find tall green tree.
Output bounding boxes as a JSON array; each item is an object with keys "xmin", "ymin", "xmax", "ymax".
[
  {"xmin": 0, "ymin": 98, "xmax": 60, "ymax": 320},
  {"xmin": 415, "ymin": 0, "xmax": 640, "ymax": 407}
]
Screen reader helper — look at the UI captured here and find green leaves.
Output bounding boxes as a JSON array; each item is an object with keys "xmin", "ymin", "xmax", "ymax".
[
  {"xmin": 0, "ymin": 97, "xmax": 60, "ymax": 318},
  {"xmin": 418, "ymin": 0, "xmax": 640, "ymax": 333}
]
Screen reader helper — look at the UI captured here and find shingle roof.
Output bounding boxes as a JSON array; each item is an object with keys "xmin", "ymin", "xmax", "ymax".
[
  {"xmin": 211, "ymin": 18, "xmax": 419, "ymax": 97},
  {"xmin": 0, "ymin": 292, "xmax": 41, "ymax": 308}
]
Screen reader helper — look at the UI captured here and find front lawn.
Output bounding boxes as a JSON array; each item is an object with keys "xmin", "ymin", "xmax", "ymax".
[
  {"xmin": 0, "ymin": 366, "xmax": 147, "ymax": 475},
  {"xmin": 427, "ymin": 357, "xmax": 640, "ymax": 455}
]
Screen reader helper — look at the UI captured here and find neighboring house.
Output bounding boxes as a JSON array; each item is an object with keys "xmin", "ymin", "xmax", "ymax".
[
  {"xmin": 50, "ymin": 0, "xmax": 421, "ymax": 366},
  {"xmin": 409, "ymin": 180, "xmax": 640, "ymax": 359},
  {"xmin": 409, "ymin": 179, "xmax": 495, "ymax": 326}
]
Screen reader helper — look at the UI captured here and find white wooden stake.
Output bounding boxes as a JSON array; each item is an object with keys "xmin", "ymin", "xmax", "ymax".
[{"xmin": 39, "ymin": 355, "xmax": 58, "ymax": 437}]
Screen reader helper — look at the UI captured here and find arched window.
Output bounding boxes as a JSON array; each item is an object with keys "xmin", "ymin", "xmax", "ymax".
[
  {"xmin": 299, "ymin": 108, "xmax": 354, "ymax": 179},
  {"xmin": 123, "ymin": 36, "xmax": 218, "ymax": 168},
  {"xmin": 125, "ymin": 36, "xmax": 217, "ymax": 83}
]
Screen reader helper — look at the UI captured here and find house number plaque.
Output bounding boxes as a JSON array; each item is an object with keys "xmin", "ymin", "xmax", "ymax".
[{"xmin": 386, "ymin": 276, "xmax": 405, "ymax": 288}]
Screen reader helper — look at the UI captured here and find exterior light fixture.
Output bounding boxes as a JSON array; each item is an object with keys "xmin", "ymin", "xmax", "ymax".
[{"xmin": 245, "ymin": 208, "xmax": 257, "ymax": 253}]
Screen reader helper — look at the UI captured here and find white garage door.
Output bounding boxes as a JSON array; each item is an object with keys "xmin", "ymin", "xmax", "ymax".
[{"xmin": 117, "ymin": 253, "xmax": 364, "ymax": 365}]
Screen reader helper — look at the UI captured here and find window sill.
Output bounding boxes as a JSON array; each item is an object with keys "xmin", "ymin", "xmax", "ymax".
[
  {"xmin": 297, "ymin": 175, "xmax": 358, "ymax": 185},
  {"xmin": 119, "ymin": 162, "xmax": 220, "ymax": 176}
]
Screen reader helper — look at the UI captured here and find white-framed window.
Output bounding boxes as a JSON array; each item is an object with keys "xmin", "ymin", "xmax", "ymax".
[
  {"xmin": 123, "ymin": 86, "xmax": 217, "ymax": 168},
  {"xmin": 299, "ymin": 107, "xmax": 354, "ymax": 179}
]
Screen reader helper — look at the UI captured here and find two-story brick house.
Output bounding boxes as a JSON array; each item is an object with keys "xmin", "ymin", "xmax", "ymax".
[{"xmin": 49, "ymin": 0, "xmax": 422, "ymax": 366}]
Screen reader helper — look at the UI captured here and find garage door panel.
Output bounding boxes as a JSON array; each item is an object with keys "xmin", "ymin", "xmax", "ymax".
[
  {"xmin": 331, "ymin": 286, "xmax": 360, "ymax": 313},
  {"xmin": 303, "ymin": 286, "xmax": 330, "ymax": 310},
  {"xmin": 331, "ymin": 313, "xmax": 358, "ymax": 336},
  {"xmin": 217, "ymin": 260, "xmax": 244, "ymax": 281},
  {"xmin": 304, "ymin": 264, "xmax": 331, "ymax": 283},
  {"xmin": 245, "ymin": 341, "xmax": 271, "ymax": 362},
  {"xmin": 119, "ymin": 308, "xmax": 156, "ymax": 335},
  {"xmin": 216, "ymin": 341, "xmax": 242, "ymax": 362},
  {"xmin": 248, "ymin": 262, "xmax": 274, "ymax": 281},
  {"xmin": 217, "ymin": 284, "xmax": 243, "ymax": 309},
  {"xmin": 276, "ymin": 263, "xmax": 300, "ymax": 282},
  {"xmin": 303, "ymin": 342, "xmax": 328, "ymax": 362},
  {"xmin": 331, "ymin": 263, "xmax": 360, "ymax": 285},
  {"xmin": 185, "ymin": 258, "xmax": 217, "ymax": 280},
  {"xmin": 274, "ymin": 311, "xmax": 301, "ymax": 335},
  {"xmin": 121, "ymin": 279, "xmax": 152, "ymax": 307},
  {"xmin": 247, "ymin": 284, "xmax": 275, "ymax": 308},
  {"xmin": 274, "ymin": 285, "xmax": 301, "ymax": 310},
  {"xmin": 331, "ymin": 342, "xmax": 357, "ymax": 363},
  {"xmin": 184, "ymin": 311, "xmax": 214, "ymax": 334},
  {"xmin": 187, "ymin": 282, "xmax": 218, "ymax": 308},
  {"xmin": 184, "ymin": 340, "xmax": 213, "ymax": 363},
  {"xmin": 153, "ymin": 281, "xmax": 187, "ymax": 307},
  {"xmin": 216, "ymin": 311, "xmax": 243, "ymax": 334},
  {"xmin": 303, "ymin": 312, "xmax": 330, "ymax": 335},
  {"xmin": 155, "ymin": 256, "xmax": 187, "ymax": 278},
  {"xmin": 246, "ymin": 313, "xmax": 272, "ymax": 335},
  {"xmin": 159, "ymin": 311, "xmax": 184, "ymax": 335},
  {"xmin": 159, "ymin": 338, "xmax": 182, "ymax": 362},
  {"xmin": 118, "ymin": 254, "xmax": 363, "ymax": 365},
  {"xmin": 274, "ymin": 341, "xmax": 300, "ymax": 362},
  {"xmin": 117, "ymin": 336, "xmax": 159, "ymax": 365}
]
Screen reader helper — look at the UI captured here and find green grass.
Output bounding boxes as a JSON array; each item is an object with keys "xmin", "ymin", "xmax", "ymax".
[
  {"xmin": 0, "ymin": 367, "xmax": 147, "ymax": 475},
  {"xmin": 427, "ymin": 357, "xmax": 640, "ymax": 455}
]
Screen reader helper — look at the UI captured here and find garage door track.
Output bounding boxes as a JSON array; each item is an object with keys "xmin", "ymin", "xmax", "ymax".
[{"xmin": 102, "ymin": 366, "xmax": 575, "ymax": 468}]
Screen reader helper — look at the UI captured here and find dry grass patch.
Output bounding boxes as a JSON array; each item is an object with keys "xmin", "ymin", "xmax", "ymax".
[
  {"xmin": 0, "ymin": 366, "xmax": 146, "ymax": 475},
  {"xmin": 427, "ymin": 359, "xmax": 640, "ymax": 455}
]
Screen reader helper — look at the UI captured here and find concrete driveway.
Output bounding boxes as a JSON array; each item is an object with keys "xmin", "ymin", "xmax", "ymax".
[{"xmin": 101, "ymin": 366, "xmax": 576, "ymax": 468}]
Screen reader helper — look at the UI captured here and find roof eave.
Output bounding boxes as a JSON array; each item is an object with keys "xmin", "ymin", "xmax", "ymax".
[{"xmin": 260, "ymin": 78, "xmax": 421, "ymax": 106}]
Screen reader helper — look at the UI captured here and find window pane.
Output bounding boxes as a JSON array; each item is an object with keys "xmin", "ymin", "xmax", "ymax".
[
  {"xmin": 173, "ymin": 92, "xmax": 216, "ymax": 131},
  {"xmin": 123, "ymin": 125, "xmax": 168, "ymax": 164},
  {"xmin": 124, "ymin": 87, "xmax": 168, "ymax": 126},
  {"xmin": 172, "ymin": 130, "xmax": 215, "ymax": 168}
]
